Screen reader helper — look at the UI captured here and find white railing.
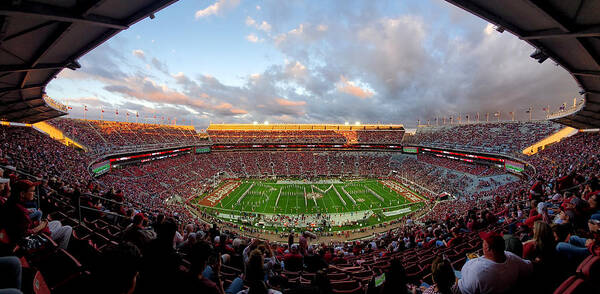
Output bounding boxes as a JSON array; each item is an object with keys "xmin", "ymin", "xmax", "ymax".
[
  {"xmin": 546, "ymin": 99, "xmax": 585, "ymax": 119},
  {"xmin": 42, "ymin": 95, "xmax": 69, "ymax": 112}
]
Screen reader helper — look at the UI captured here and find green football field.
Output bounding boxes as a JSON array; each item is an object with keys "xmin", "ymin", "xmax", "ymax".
[{"xmin": 197, "ymin": 179, "xmax": 425, "ymax": 215}]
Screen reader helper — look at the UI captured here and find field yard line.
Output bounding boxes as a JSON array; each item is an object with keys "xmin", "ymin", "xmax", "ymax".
[
  {"xmin": 285, "ymin": 187, "xmax": 290, "ymax": 214},
  {"xmin": 325, "ymin": 186, "xmax": 338, "ymax": 212},
  {"xmin": 221, "ymin": 182, "xmax": 243, "ymax": 209}
]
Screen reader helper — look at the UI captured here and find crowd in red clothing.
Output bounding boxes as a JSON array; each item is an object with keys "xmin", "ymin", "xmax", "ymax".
[
  {"xmin": 49, "ymin": 118, "xmax": 208, "ymax": 155},
  {"xmin": 403, "ymin": 121, "xmax": 561, "ymax": 155},
  {"xmin": 208, "ymin": 129, "xmax": 403, "ymax": 145},
  {"xmin": 416, "ymin": 153, "xmax": 505, "ymax": 177},
  {"xmin": 0, "ymin": 122, "xmax": 599, "ymax": 294}
]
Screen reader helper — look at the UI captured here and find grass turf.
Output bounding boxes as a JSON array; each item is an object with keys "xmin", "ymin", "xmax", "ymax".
[{"xmin": 199, "ymin": 179, "xmax": 424, "ymax": 215}]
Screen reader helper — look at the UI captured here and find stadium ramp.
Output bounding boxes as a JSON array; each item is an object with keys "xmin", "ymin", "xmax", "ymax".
[
  {"xmin": 522, "ymin": 126, "xmax": 578, "ymax": 156},
  {"xmin": 33, "ymin": 121, "xmax": 88, "ymax": 151}
]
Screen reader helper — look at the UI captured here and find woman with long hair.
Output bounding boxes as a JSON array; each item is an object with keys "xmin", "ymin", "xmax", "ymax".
[
  {"xmin": 238, "ymin": 249, "xmax": 281, "ymax": 294},
  {"xmin": 380, "ymin": 258, "xmax": 412, "ymax": 294},
  {"xmin": 523, "ymin": 221, "xmax": 555, "ymax": 262},
  {"xmin": 524, "ymin": 221, "xmax": 570, "ymax": 293},
  {"xmin": 423, "ymin": 257, "xmax": 455, "ymax": 294}
]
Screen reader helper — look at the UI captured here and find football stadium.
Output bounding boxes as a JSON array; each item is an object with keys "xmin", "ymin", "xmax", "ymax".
[{"xmin": 0, "ymin": 1, "xmax": 600, "ymax": 294}]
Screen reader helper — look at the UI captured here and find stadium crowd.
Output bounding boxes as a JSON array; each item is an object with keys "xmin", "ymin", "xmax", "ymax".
[
  {"xmin": 0, "ymin": 121, "xmax": 599, "ymax": 294},
  {"xmin": 208, "ymin": 129, "xmax": 403, "ymax": 145},
  {"xmin": 49, "ymin": 118, "xmax": 207, "ymax": 155},
  {"xmin": 403, "ymin": 121, "xmax": 561, "ymax": 155}
]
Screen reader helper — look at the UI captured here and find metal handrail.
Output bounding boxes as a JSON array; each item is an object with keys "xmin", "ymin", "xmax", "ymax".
[{"xmin": 76, "ymin": 192, "xmax": 130, "ymax": 225}]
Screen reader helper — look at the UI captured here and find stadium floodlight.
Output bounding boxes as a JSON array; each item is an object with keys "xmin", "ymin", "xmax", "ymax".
[
  {"xmin": 253, "ymin": 121, "xmax": 258, "ymax": 125},
  {"xmin": 355, "ymin": 121, "xmax": 360, "ymax": 125},
  {"xmin": 495, "ymin": 26, "xmax": 504, "ymax": 33},
  {"xmin": 264, "ymin": 121, "xmax": 269, "ymax": 125},
  {"xmin": 344, "ymin": 122, "xmax": 349, "ymax": 125}
]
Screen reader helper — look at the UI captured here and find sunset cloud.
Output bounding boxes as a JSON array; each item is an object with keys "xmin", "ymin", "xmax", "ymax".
[
  {"xmin": 336, "ymin": 76, "xmax": 374, "ymax": 99},
  {"xmin": 276, "ymin": 98, "xmax": 306, "ymax": 107}
]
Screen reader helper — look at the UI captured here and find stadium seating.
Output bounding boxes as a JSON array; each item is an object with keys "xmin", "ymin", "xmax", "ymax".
[
  {"xmin": 403, "ymin": 121, "xmax": 562, "ymax": 155},
  {"xmin": 48, "ymin": 118, "xmax": 207, "ymax": 155},
  {"xmin": 0, "ymin": 122, "xmax": 599, "ymax": 294},
  {"xmin": 207, "ymin": 129, "xmax": 403, "ymax": 145}
]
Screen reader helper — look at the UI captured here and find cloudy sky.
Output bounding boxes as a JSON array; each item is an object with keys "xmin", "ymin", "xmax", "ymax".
[{"xmin": 46, "ymin": 0, "xmax": 579, "ymax": 128}]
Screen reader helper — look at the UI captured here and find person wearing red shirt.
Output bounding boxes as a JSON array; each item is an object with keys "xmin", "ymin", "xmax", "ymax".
[
  {"xmin": 283, "ymin": 244, "xmax": 303, "ymax": 271},
  {"xmin": 0, "ymin": 180, "xmax": 72, "ymax": 251},
  {"xmin": 529, "ymin": 178, "xmax": 545, "ymax": 201}
]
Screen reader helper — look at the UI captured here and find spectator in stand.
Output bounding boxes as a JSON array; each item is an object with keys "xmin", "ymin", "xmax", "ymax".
[
  {"xmin": 585, "ymin": 193, "xmax": 600, "ymax": 219},
  {"xmin": 423, "ymin": 257, "xmax": 455, "ymax": 294},
  {"xmin": 0, "ymin": 177, "xmax": 9, "ymax": 204},
  {"xmin": 377, "ymin": 258, "xmax": 413, "ymax": 294},
  {"xmin": 122, "ymin": 213, "xmax": 155, "ymax": 249},
  {"xmin": 0, "ymin": 180, "xmax": 72, "ymax": 250},
  {"xmin": 523, "ymin": 221, "xmax": 555, "ymax": 261},
  {"xmin": 303, "ymin": 246, "xmax": 326, "ymax": 272},
  {"xmin": 180, "ymin": 240, "xmax": 224, "ymax": 294},
  {"xmin": 137, "ymin": 218, "xmax": 181, "ymax": 293},
  {"xmin": 283, "ymin": 244, "xmax": 303, "ymax": 271},
  {"xmin": 458, "ymin": 231, "xmax": 533, "ymax": 294},
  {"xmin": 90, "ymin": 242, "xmax": 142, "ymax": 294},
  {"xmin": 554, "ymin": 207, "xmax": 576, "ymax": 225},
  {"xmin": 503, "ymin": 224, "xmax": 523, "ymax": 257},
  {"xmin": 288, "ymin": 231, "xmax": 294, "ymax": 248},
  {"xmin": 556, "ymin": 214, "xmax": 600, "ymax": 262},
  {"xmin": 529, "ymin": 177, "xmax": 545, "ymax": 201},
  {"xmin": 0, "ymin": 256, "xmax": 22, "ymax": 294},
  {"xmin": 237, "ymin": 249, "xmax": 282, "ymax": 294},
  {"xmin": 524, "ymin": 221, "xmax": 571, "ymax": 293},
  {"xmin": 298, "ymin": 231, "xmax": 316, "ymax": 256}
]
